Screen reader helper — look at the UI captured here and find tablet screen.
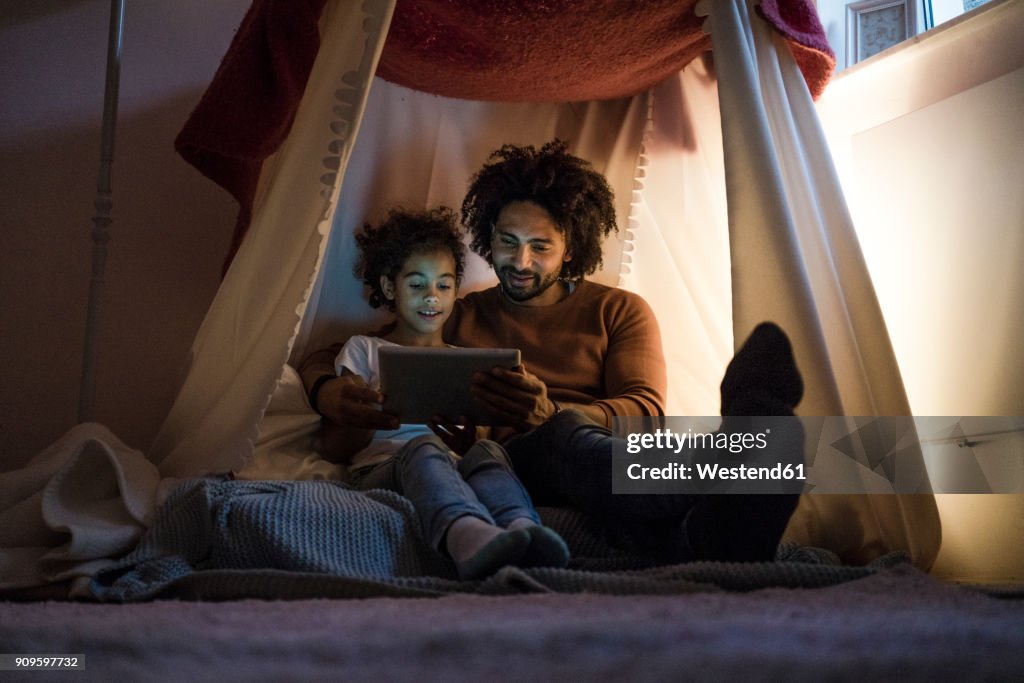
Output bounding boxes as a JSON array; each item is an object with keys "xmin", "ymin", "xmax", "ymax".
[{"xmin": 379, "ymin": 346, "xmax": 521, "ymax": 424}]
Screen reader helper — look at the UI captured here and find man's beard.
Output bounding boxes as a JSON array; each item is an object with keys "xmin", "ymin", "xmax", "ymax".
[{"xmin": 498, "ymin": 266, "xmax": 561, "ymax": 302}]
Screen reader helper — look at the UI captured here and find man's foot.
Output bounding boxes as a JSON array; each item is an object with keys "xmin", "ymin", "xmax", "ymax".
[
  {"xmin": 687, "ymin": 322, "xmax": 806, "ymax": 562},
  {"xmin": 720, "ymin": 322, "xmax": 804, "ymax": 416},
  {"xmin": 681, "ymin": 493, "xmax": 801, "ymax": 562}
]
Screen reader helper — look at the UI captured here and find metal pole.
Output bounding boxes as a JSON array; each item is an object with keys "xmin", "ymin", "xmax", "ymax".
[{"xmin": 78, "ymin": 0, "xmax": 125, "ymax": 423}]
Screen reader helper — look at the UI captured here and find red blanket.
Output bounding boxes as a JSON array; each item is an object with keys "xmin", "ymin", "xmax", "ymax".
[{"xmin": 176, "ymin": 0, "xmax": 834, "ymax": 269}]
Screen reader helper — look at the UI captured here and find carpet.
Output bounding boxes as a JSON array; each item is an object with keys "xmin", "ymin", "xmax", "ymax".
[{"xmin": 2, "ymin": 565, "xmax": 1021, "ymax": 682}]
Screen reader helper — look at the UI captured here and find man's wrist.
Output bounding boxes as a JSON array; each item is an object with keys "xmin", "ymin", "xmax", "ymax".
[
  {"xmin": 308, "ymin": 374, "xmax": 336, "ymax": 415},
  {"xmin": 549, "ymin": 398, "xmax": 564, "ymax": 418}
]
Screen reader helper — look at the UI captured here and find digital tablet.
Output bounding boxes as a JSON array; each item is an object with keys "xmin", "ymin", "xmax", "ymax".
[{"xmin": 378, "ymin": 346, "xmax": 521, "ymax": 424}]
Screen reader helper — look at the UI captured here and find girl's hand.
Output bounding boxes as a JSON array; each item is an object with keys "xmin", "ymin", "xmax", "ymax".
[{"xmin": 428, "ymin": 415, "xmax": 477, "ymax": 455}]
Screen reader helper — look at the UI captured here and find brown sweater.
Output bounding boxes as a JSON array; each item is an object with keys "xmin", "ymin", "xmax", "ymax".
[{"xmin": 443, "ymin": 280, "xmax": 666, "ymax": 425}]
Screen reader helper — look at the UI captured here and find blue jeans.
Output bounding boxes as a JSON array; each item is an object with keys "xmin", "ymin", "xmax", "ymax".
[
  {"xmin": 351, "ymin": 434, "xmax": 540, "ymax": 552},
  {"xmin": 503, "ymin": 410, "xmax": 800, "ymax": 562}
]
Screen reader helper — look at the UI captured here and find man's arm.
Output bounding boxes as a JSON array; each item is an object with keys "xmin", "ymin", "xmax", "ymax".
[
  {"xmin": 589, "ymin": 291, "xmax": 667, "ymax": 422},
  {"xmin": 298, "ymin": 343, "xmax": 399, "ymax": 431},
  {"xmin": 298, "ymin": 343, "xmax": 341, "ymax": 398},
  {"xmin": 319, "ymin": 371, "xmax": 378, "ymax": 464}
]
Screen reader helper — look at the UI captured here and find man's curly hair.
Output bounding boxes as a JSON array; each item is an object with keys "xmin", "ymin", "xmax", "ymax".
[
  {"xmin": 461, "ymin": 139, "xmax": 617, "ymax": 280},
  {"xmin": 353, "ymin": 206, "xmax": 466, "ymax": 311}
]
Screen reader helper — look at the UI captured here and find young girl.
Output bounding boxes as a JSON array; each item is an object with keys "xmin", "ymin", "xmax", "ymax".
[{"xmin": 331, "ymin": 207, "xmax": 569, "ymax": 580}]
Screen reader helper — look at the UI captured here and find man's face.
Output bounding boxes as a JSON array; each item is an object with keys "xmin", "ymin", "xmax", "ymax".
[{"xmin": 491, "ymin": 200, "xmax": 572, "ymax": 307}]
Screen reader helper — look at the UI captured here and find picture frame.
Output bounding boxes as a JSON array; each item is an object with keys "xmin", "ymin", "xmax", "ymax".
[{"xmin": 846, "ymin": 0, "xmax": 917, "ymax": 66}]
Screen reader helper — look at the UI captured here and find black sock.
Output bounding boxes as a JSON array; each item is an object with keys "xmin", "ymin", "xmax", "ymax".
[{"xmin": 720, "ymin": 322, "xmax": 804, "ymax": 416}]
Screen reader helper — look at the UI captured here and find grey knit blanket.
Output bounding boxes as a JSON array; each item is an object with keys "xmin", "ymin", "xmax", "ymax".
[{"xmin": 90, "ymin": 479, "xmax": 903, "ymax": 602}]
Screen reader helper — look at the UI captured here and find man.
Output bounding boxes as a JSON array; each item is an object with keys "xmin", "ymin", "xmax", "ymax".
[
  {"xmin": 442, "ymin": 140, "xmax": 665, "ymax": 432},
  {"xmin": 301, "ymin": 140, "xmax": 801, "ymax": 562}
]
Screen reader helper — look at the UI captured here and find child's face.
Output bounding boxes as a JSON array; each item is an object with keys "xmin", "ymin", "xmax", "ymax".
[{"xmin": 381, "ymin": 249, "xmax": 458, "ymax": 345}]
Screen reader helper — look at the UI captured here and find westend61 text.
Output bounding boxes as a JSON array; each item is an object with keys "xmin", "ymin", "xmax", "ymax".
[{"xmin": 627, "ymin": 462, "xmax": 806, "ymax": 481}]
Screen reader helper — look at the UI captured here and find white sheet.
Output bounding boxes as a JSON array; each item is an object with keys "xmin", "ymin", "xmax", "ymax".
[
  {"xmin": 698, "ymin": 0, "xmax": 938, "ymax": 567},
  {"xmin": 149, "ymin": 0, "xmax": 397, "ymax": 477},
  {"xmin": 0, "ymin": 423, "xmax": 161, "ymax": 593},
  {"xmin": 235, "ymin": 364, "xmax": 343, "ymax": 481}
]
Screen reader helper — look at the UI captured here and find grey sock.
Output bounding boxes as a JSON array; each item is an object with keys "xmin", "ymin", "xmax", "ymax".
[
  {"xmin": 451, "ymin": 525, "xmax": 531, "ymax": 580},
  {"xmin": 520, "ymin": 525, "xmax": 571, "ymax": 569}
]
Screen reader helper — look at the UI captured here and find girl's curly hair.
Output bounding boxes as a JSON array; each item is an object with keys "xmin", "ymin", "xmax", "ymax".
[
  {"xmin": 353, "ymin": 206, "xmax": 466, "ymax": 311},
  {"xmin": 461, "ymin": 139, "xmax": 617, "ymax": 280}
]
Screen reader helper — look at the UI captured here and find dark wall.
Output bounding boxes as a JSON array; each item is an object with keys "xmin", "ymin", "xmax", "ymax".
[{"xmin": 0, "ymin": 0, "xmax": 250, "ymax": 465}]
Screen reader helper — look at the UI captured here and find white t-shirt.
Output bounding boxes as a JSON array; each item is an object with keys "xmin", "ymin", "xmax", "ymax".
[{"xmin": 334, "ymin": 335, "xmax": 436, "ymax": 467}]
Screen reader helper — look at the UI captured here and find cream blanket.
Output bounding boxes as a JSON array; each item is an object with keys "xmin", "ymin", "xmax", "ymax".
[
  {"xmin": 0, "ymin": 423, "xmax": 162, "ymax": 594},
  {"xmin": 0, "ymin": 366, "xmax": 338, "ymax": 594}
]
